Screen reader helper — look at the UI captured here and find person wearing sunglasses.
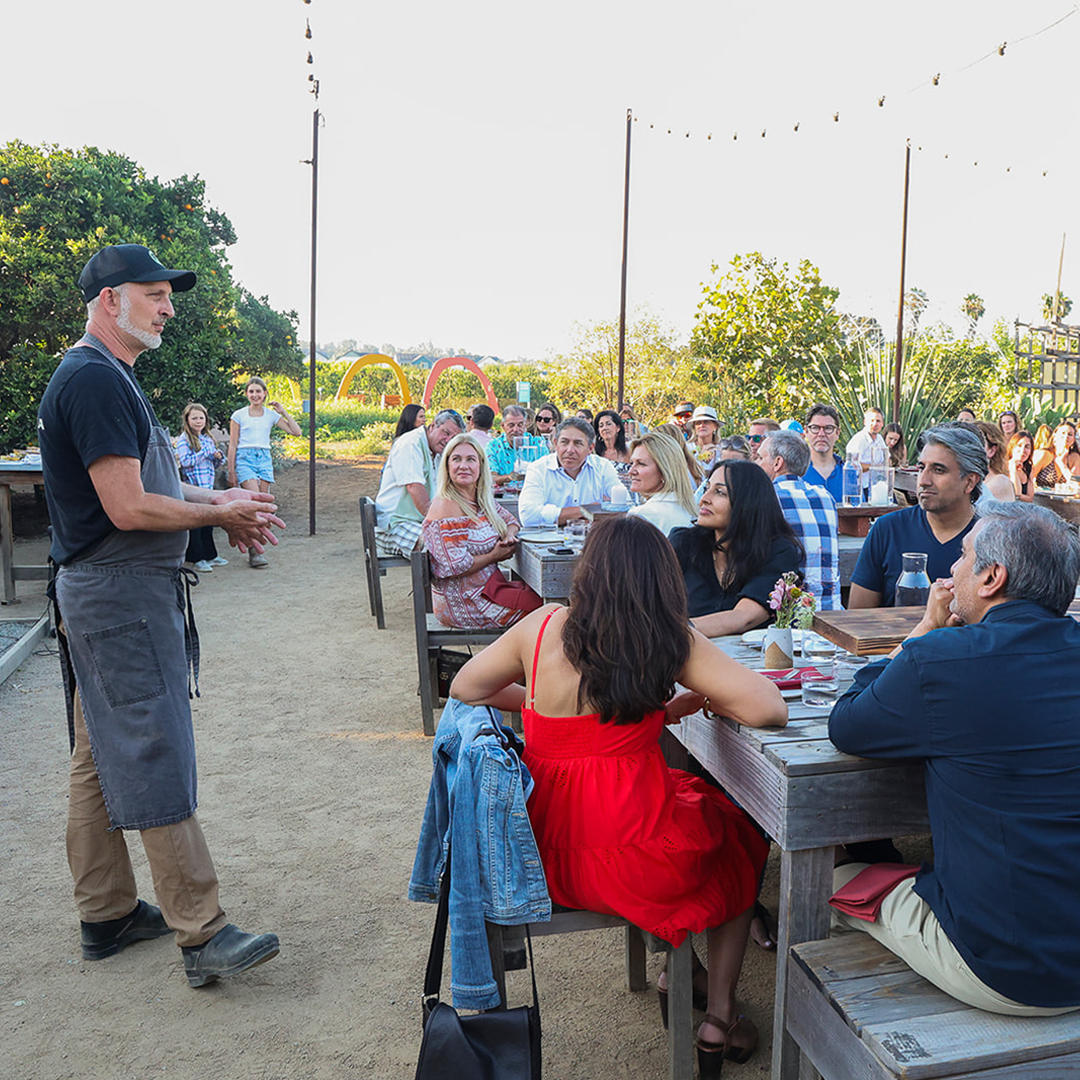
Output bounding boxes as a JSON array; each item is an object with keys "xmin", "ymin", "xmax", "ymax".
[
  {"xmin": 803, "ymin": 403, "xmax": 845, "ymax": 503},
  {"xmin": 532, "ymin": 403, "xmax": 562, "ymax": 444},
  {"xmin": 745, "ymin": 418, "xmax": 779, "ymax": 461}
]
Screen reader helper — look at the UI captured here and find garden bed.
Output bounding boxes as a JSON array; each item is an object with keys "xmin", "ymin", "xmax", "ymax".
[{"xmin": 0, "ymin": 613, "xmax": 49, "ymax": 686}]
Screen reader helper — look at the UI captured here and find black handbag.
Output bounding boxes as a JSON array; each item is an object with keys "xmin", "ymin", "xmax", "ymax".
[{"xmin": 414, "ymin": 870, "xmax": 541, "ymax": 1080}]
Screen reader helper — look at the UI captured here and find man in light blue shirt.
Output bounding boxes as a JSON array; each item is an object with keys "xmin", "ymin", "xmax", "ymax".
[
  {"xmin": 486, "ymin": 404, "xmax": 548, "ymax": 484},
  {"xmin": 519, "ymin": 418, "xmax": 620, "ymax": 527}
]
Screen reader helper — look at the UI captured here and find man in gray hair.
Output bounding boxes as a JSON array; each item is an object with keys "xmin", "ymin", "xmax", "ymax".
[
  {"xmin": 757, "ymin": 430, "xmax": 842, "ymax": 610},
  {"xmin": 486, "ymin": 404, "xmax": 549, "ymax": 485},
  {"xmin": 850, "ymin": 424, "xmax": 986, "ymax": 608},
  {"xmin": 374, "ymin": 408, "xmax": 464, "ymax": 555},
  {"xmin": 830, "ymin": 502, "xmax": 1080, "ymax": 1015}
]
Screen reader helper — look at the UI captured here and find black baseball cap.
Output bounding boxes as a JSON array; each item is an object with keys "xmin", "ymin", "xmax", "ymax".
[{"xmin": 79, "ymin": 244, "xmax": 197, "ymax": 302}]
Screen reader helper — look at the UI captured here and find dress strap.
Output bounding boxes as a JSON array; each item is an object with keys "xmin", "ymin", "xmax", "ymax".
[{"xmin": 527, "ymin": 608, "xmax": 559, "ymax": 708}]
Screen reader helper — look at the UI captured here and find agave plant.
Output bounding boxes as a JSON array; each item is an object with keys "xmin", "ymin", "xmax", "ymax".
[{"xmin": 810, "ymin": 338, "xmax": 970, "ymax": 460}]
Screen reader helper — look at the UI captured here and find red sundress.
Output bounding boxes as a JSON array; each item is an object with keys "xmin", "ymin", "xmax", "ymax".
[{"xmin": 521, "ymin": 611, "xmax": 768, "ymax": 947}]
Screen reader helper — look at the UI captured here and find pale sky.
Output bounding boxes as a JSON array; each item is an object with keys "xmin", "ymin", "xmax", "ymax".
[{"xmin": 6, "ymin": 1, "xmax": 1080, "ymax": 362}]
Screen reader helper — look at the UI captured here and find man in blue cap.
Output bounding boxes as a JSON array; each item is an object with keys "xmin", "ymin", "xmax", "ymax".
[{"xmin": 38, "ymin": 245, "xmax": 282, "ymax": 987}]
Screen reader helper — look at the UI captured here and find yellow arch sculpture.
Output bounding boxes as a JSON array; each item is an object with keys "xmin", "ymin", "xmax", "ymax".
[
  {"xmin": 335, "ymin": 354, "xmax": 412, "ymax": 404},
  {"xmin": 422, "ymin": 357, "xmax": 499, "ymax": 410},
  {"xmin": 284, "ymin": 378, "xmax": 304, "ymax": 405}
]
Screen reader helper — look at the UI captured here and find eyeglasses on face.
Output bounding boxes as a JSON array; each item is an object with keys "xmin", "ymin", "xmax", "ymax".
[
  {"xmin": 806, "ymin": 423, "xmax": 838, "ymax": 435},
  {"xmin": 745, "ymin": 433, "xmax": 766, "ymax": 444},
  {"xmin": 537, "ymin": 414, "xmax": 555, "ymax": 423}
]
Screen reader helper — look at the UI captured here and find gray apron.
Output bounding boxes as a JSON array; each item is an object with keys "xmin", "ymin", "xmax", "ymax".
[{"xmin": 56, "ymin": 339, "xmax": 200, "ymax": 831}]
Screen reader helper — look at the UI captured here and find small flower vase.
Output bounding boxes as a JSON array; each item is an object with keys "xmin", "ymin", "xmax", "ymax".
[{"xmin": 763, "ymin": 626, "xmax": 794, "ymax": 670}]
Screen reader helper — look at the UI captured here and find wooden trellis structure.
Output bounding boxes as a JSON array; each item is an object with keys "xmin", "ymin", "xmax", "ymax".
[{"xmin": 1015, "ymin": 319, "xmax": 1080, "ymax": 413}]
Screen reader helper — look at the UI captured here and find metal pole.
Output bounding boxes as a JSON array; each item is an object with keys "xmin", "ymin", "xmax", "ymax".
[
  {"xmin": 308, "ymin": 107, "xmax": 319, "ymax": 535},
  {"xmin": 893, "ymin": 141, "xmax": 911, "ymax": 424},
  {"xmin": 617, "ymin": 109, "xmax": 632, "ymax": 411}
]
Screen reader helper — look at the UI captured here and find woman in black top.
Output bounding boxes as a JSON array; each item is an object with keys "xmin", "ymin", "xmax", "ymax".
[{"xmin": 669, "ymin": 459, "xmax": 803, "ymax": 638}]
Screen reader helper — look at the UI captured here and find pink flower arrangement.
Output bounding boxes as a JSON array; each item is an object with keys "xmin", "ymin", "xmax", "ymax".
[{"xmin": 769, "ymin": 571, "xmax": 817, "ymax": 630}]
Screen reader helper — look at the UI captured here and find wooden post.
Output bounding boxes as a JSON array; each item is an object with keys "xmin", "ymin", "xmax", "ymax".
[
  {"xmin": 617, "ymin": 109, "xmax": 632, "ymax": 411},
  {"xmin": 893, "ymin": 142, "xmax": 911, "ymax": 424}
]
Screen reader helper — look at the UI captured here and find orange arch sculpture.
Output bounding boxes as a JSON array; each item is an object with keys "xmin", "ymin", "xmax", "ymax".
[
  {"xmin": 422, "ymin": 357, "xmax": 499, "ymax": 410},
  {"xmin": 335, "ymin": 354, "xmax": 412, "ymax": 403}
]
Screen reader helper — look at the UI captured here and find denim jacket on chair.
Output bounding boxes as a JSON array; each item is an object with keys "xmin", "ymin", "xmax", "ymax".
[{"xmin": 409, "ymin": 698, "xmax": 551, "ymax": 1010}]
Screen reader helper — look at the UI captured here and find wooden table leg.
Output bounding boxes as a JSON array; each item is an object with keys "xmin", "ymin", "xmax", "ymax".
[
  {"xmin": 772, "ymin": 846, "xmax": 834, "ymax": 1080},
  {"xmin": 0, "ymin": 482, "xmax": 16, "ymax": 604}
]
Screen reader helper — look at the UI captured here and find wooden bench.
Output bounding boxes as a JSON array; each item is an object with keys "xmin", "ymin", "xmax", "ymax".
[
  {"xmin": 487, "ymin": 911, "xmax": 696, "ymax": 1080},
  {"xmin": 411, "ymin": 550, "xmax": 505, "ymax": 736},
  {"xmin": 359, "ymin": 496, "xmax": 409, "ymax": 630},
  {"xmin": 787, "ymin": 934, "xmax": 1080, "ymax": 1079}
]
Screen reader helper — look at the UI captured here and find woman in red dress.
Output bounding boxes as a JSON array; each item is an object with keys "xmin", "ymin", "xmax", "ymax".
[{"xmin": 451, "ymin": 515, "xmax": 787, "ymax": 1074}]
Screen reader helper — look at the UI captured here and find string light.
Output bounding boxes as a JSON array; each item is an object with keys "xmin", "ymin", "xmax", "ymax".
[{"xmin": 630, "ymin": 6, "xmax": 1077, "ymax": 181}]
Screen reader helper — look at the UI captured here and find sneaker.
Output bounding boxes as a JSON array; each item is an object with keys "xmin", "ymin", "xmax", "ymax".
[
  {"xmin": 209, "ymin": 556, "xmax": 229, "ymax": 566},
  {"xmin": 193, "ymin": 560, "xmax": 214, "ymax": 573},
  {"xmin": 248, "ymin": 551, "xmax": 268, "ymax": 569}
]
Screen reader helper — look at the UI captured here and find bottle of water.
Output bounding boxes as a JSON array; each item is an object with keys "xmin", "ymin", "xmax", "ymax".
[
  {"xmin": 842, "ymin": 454, "xmax": 862, "ymax": 506},
  {"xmin": 895, "ymin": 552, "xmax": 931, "ymax": 607}
]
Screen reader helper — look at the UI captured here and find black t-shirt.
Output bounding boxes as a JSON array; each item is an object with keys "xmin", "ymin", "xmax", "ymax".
[
  {"xmin": 669, "ymin": 526, "xmax": 803, "ymax": 618},
  {"xmin": 38, "ymin": 344, "xmax": 158, "ymax": 564}
]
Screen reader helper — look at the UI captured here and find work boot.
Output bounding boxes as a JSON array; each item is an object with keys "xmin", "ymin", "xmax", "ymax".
[
  {"xmin": 182, "ymin": 923, "xmax": 280, "ymax": 987},
  {"xmin": 81, "ymin": 899, "xmax": 173, "ymax": 960},
  {"xmin": 248, "ymin": 550, "xmax": 268, "ymax": 569}
]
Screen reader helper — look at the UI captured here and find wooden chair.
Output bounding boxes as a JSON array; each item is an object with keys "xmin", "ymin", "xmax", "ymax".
[
  {"xmin": 787, "ymin": 933, "xmax": 1080, "ymax": 1079},
  {"xmin": 359, "ymin": 496, "xmax": 408, "ymax": 630},
  {"xmin": 411, "ymin": 549, "xmax": 504, "ymax": 736},
  {"xmin": 487, "ymin": 913, "xmax": 696, "ymax": 1080}
]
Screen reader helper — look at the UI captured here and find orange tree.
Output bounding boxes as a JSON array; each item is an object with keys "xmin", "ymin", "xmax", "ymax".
[{"xmin": 0, "ymin": 141, "xmax": 302, "ymax": 451}]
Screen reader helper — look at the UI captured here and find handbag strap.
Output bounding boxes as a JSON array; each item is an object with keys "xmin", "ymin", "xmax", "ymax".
[{"xmin": 422, "ymin": 844, "xmax": 539, "ymax": 1014}]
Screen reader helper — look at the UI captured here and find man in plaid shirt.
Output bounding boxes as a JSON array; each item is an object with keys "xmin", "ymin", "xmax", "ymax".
[{"xmin": 757, "ymin": 430, "xmax": 842, "ymax": 611}]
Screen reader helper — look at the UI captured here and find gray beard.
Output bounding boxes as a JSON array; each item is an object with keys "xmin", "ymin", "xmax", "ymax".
[{"xmin": 118, "ymin": 291, "xmax": 163, "ymax": 349}]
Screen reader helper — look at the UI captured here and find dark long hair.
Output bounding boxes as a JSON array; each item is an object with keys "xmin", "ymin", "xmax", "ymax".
[
  {"xmin": 689, "ymin": 459, "xmax": 802, "ymax": 591},
  {"xmin": 563, "ymin": 515, "xmax": 692, "ymax": 725},
  {"xmin": 593, "ymin": 409, "xmax": 628, "ymax": 456},
  {"xmin": 883, "ymin": 422, "xmax": 907, "ymax": 467},
  {"xmin": 394, "ymin": 403, "xmax": 424, "ymax": 440}
]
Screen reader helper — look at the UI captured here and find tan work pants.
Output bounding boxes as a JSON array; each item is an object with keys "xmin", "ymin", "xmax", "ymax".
[
  {"xmin": 832, "ymin": 862, "xmax": 1079, "ymax": 1017},
  {"xmin": 67, "ymin": 691, "xmax": 228, "ymax": 948}
]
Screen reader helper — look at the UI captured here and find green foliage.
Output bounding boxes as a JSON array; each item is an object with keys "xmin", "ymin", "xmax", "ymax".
[
  {"xmin": 0, "ymin": 141, "xmax": 300, "ymax": 450},
  {"xmin": 1042, "ymin": 292, "xmax": 1073, "ymax": 322},
  {"xmin": 811, "ymin": 324, "xmax": 1009, "ymax": 457},
  {"xmin": 548, "ymin": 311, "xmax": 696, "ymax": 426},
  {"xmin": 690, "ymin": 253, "xmax": 845, "ymax": 427}
]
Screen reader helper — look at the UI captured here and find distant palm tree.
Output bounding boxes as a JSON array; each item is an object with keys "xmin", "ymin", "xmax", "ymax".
[
  {"xmin": 961, "ymin": 293, "xmax": 985, "ymax": 338},
  {"xmin": 1042, "ymin": 292, "xmax": 1073, "ymax": 324}
]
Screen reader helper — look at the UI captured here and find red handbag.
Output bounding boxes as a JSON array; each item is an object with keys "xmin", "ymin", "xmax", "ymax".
[{"xmin": 480, "ymin": 568, "xmax": 543, "ymax": 613}]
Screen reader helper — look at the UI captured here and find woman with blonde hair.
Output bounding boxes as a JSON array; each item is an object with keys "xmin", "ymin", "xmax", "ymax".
[
  {"xmin": 974, "ymin": 421, "xmax": 1016, "ymax": 502},
  {"xmin": 657, "ymin": 422, "xmax": 705, "ymax": 484},
  {"xmin": 1032, "ymin": 421, "xmax": 1080, "ymax": 488},
  {"xmin": 227, "ymin": 376, "xmax": 302, "ymax": 568},
  {"xmin": 421, "ymin": 433, "xmax": 535, "ymax": 629},
  {"xmin": 627, "ymin": 431, "xmax": 699, "ymax": 536}
]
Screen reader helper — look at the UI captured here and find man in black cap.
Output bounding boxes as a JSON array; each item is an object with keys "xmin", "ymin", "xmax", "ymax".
[{"xmin": 38, "ymin": 245, "xmax": 282, "ymax": 987}]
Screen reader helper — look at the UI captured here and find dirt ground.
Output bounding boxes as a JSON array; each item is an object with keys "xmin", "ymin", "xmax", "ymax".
[{"xmin": 1, "ymin": 459, "xmax": 783, "ymax": 1080}]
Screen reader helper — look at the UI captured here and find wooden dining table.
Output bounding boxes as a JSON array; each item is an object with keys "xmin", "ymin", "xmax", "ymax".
[
  {"xmin": 0, "ymin": 464, "xmax": 51, "ymax": 604},
  {"xmin": 663, "ymin": 633, "xmax": 930, "ymax": 1080}
]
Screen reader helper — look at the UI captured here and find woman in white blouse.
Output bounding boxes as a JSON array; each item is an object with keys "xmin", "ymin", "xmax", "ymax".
[{"xmin": 627, "ymin": 431, "xmax": 699, "ymax": 537}]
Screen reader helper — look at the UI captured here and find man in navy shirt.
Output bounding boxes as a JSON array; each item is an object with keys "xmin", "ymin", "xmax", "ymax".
[
  {"xmin": 802, "ymin": 403, "xmax": 844, "ymax": 503},
  {"xmin": 849, "ymin": 425, "xmax": 984, "ymax": 607},
  {"xmin": 830, "ymin": 502, "xmax": 1080, "ymax": 1014}
]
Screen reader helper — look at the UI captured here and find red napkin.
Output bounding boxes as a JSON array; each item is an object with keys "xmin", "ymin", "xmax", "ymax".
[
  {"xmin": 760, "ymin": 666, "xmax": 825, "ymax": 690},
  {"xmin": 829, "ymin": 863, "xmax": 920, "ymax": 922}
]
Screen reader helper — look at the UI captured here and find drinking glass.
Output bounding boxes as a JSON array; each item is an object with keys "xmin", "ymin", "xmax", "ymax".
[
  {"xmin": 802, "ymin": 671, "xmax": 840, "ymax": 707},
  {"xmin": 801, "ymin": 632, "xmax": 835, "ymax": 675},
  {"xmin": 565, "ymin": 520, "xmax": 587, "ymax": 551}
]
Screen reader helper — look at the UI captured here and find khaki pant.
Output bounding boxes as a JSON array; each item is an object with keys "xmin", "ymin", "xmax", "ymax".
[
  {"xmin": 832, "ymin": 862, "xmax": 1079, "ymax": 1017},
  {"xmin": 67, "ymin": 692, "xmax": 227, "ymax": 948}
]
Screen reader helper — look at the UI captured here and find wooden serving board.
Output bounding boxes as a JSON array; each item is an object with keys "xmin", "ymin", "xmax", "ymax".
[
  {"xmin": 816, "ymin": 599, "xmax": 1080, "ymax": 654},
  {"xmin": 812, "ymin": 607, "xmax": 924, "ymax": 654}
]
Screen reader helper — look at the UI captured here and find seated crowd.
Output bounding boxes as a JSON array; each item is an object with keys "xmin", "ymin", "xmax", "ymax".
[{"xmin": 394, "ymin": 394, "xmax": 1080, "ymax": 1061}]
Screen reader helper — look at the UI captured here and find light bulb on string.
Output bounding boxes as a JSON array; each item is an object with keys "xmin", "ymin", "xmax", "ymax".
[
  {"xmin": 306, "ymin": 19, "xmax": 312, "ymax": 38},
  {"xmin": 307, "ymin": 51, "xmax": 313, "ymax": 64}
]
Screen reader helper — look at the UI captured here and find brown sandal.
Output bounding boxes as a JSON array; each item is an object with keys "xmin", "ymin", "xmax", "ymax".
[{"xmin": 697, "ymin": 1013, "xmax": 759, "ymax": 1068}]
